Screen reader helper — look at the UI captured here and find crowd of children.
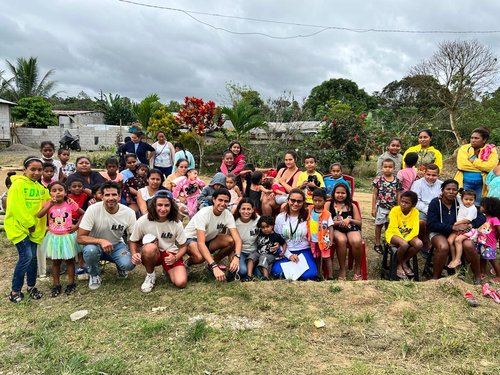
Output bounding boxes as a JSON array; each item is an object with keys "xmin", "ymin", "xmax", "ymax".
[{"xmin": 3, "ymin": 130, "xmax": 500, "ymax": 302}]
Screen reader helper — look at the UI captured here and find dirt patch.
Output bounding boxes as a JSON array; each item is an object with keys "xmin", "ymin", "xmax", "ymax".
[
  {"xmin": 189, "ymin": 313, "xmax": 264, "ymax": 330},
  {"xmin": 3, "ymin": 143, "xmax": 36, "ymax": 152}
]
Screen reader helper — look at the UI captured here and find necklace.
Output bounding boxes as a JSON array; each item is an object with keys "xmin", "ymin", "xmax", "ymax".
[{"xmin": 333, "ymin": 203, "xmax": 345, "ymax": 221}]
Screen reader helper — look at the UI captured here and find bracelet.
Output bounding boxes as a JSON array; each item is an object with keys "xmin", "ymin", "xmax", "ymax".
[
  {"xmin": 209, "ymin": 261, "xmax": 218, "ymax": 269},
  {"xmin": 234, "ymin": 253, "xmax": 241, "ymax": 259}
]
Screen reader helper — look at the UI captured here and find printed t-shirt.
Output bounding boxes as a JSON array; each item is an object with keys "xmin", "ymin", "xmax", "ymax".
[
  {"xmin": 385, "ymin": 206, "xmax": 419, "ymax": 243},
  {"xmin": 296, "ymin": 171, "xmax": 325, "ymax": 204},
  {"xmin": 274, "ymin": 212, "xmax": 309, "ymax": 253},
  {"xmin": 256, "ymin": 232, "xmax": 286, "ymax": 254},
  {"xmin": 373, "ymin": 175, "xmax": 402, "ymax": 209},
  {"xmin": 477, "ymin": 216, "xmax": 500, "ymax": 248},
  {"xmin": 184, "ymin": 206, "xmax": 236, "ymax": 242},
  {"xmin": 309, "ymin": 209, "xmax": 334, "ymax": 243},
  {"xmin": 46, "ymin": 201, "xmax": 80, "ymax": 235},
  {"xmin": 236, "ymin": 217, "xmax": 260, "ymax": 254},
  {"xmin": 130, "ymin": 215, "xmax": 186, "ymax": 252}
]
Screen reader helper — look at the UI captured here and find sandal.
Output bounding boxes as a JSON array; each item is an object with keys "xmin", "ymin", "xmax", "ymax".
[
  {"xmin": 403, "ymin": 265, "xmax": 415, "ymax": 277},
  {"xmin": 463, "ymin": 292, "xmax": 479, "ymax": 307},
  {"xmin": 51, "ymin": 285, "xmax": 62, "ymax": 298},
  {"xmin": 352, "ymin": 273, "xmax": 363, "ymax": 281},
  {"xmin": 64, "ymin": 283, "xmax": 77, "ymax": 295},
  {"xmin": 373, "ymin": 245, "xmax": 384, "ymax": 255},
  {"xmin": 481, "ymin": 283, "xmax": 500, "ymax": 303},
  {"xmin": 27, "ymin": 287, "xmax": 43, "ymax": 300},
  {"xmin": 8, "ymin": 292, "xmax": 24, "ymax": 303},
  {"xmin": 396, "ymin": 270, "xmax": 408, "ymax": 280}
]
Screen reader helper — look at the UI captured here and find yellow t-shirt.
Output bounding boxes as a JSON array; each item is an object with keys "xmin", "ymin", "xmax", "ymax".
[
  {"xmin": 296, "ymin": 171, "xmax": 325, "ymax": 204},
  {"xmin": 385, "ymin": 206, "xmax": 420, "ymax": 243}
]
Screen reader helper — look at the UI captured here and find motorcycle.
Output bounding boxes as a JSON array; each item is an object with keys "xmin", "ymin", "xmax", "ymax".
[{"xmin": 59, "ymin": 130, "xmax": 81, "ymax": 151}]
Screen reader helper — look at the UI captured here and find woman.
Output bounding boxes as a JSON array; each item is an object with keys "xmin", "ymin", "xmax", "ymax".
[
  {"xmin": 402, "ymin": 129, "xmax": 443, "ymax": 177},
  {"xmin": 130, "ymin": 191, "xmax": 187, "ymax": 292},
  {"xmin": 150, "ymin": 131, "xmax": 176, "ymax": 178},
  {"xmin": 137, "ymin": 169, "xmax": 167, "ymax": 215},
  {"xmin": 65, "ymin": 156, "xmax": 106, "ymax": 196},
  {"xmin": 271, "ymin": 188, "xmax": 318, "ymax": 280},
  {"xmin": 120, "ymin": 131, "xmax": 154, "ymax": 165},
  {"xmin": 454, "ymin": 127, "xmax": 498, "ymax": 202},
  {"xmin": 261, "ymin": 151, "xmax": 301, "ymax": 216},
  {"xmin": 220, "ymin": 141, "xmax": 246, "ymax": 189},
  {"xmin": 164, "ymin": 159, "xmax": 189, "ymax": 191},
  {"xmin": 234, "ymin": 198, "xmax": 260, "ymax": 279},
  {"xmin": 427, "ymin": 179, "xmax": 485, "ymax": 283},
  {"xmin": 486, "ymin": 163, "xmax": 500, "ymax": 198},
  {"xmin": 173, "ymin": 142, "xmax": 195, "ymax": 171}
]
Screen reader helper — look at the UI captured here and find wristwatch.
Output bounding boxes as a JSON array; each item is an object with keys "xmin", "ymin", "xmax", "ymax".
[
  {"xmin": 234, "ymin": 253, "xmax": 241, "ymax": 259},
  {"xmin": 209, "ymin": 261, "xmax": 218, "ymax": 269}
]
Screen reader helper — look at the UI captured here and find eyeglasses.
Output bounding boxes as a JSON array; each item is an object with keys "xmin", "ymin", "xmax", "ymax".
[
  {"xmin": 155, "ymin": 190, "xmax": 173, "ymax": 198},
  {"xmin": 289, "ymin": 198, "xmax": 304, "ymax": 204}
]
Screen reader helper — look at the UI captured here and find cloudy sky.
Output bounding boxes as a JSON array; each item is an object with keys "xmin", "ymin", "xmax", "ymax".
[{"xmin": 1, "ymin": 0, "xmax": 499, "ymax": 105}]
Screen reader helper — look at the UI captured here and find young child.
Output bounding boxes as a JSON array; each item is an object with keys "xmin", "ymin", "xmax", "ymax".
[
  {"xmin": 100, "ymin": 157, "xmax": 124, "ymax": 189},
  {"xmin": 265, "ymin": 177, "xmax": 288, "ymax": 205},
  {"xmin": 307, "ymin": 189, "xmax": 334, "ymax": 279},
  {"xmin": 5, "ymin": 156, "xmax": 49, "ymax": 303},
  {"xmin": 448, "ymin": 190, "xmax": 478, "ymax": 268},
  {"xmin": 124, "ymin": 163, "xmax": 149, "ymax": 212},
  {"xmin": 40, "ymin": 162, "xmax": 57, "ymax": 188},
  {"xmin": 87, "ymin": 184, "xmax": 103, "ymax": 206},
  {"xmin": 475, "ymin": 197, "xmax": 500, "ymax": 282},
  {"xmin": 377, "ymin": 138, "xmax": 402, "ymax": 175},
  {"xmin": 40, "ymin": 141, "xmax": 60, "ymax": 180},
  {"xmin": 296, "ymin": 155, "xmax": 324, "ymax": 205},
  {"xmin": 174, "ymin": 168, "xmax": 206, "ymax": 218},
  {"xmin": 37, "ymin": 182, "xmax": 85, "ymax": 296},
  {"xmin": 328, "ymin": 183, "xmax": 363, "ymax": 280},
  {"xmin": 226, "ymin": 173, "xmax": 242, "ymax": 212},
  {"xmin": 385, "ymin": 191, "xmax": 422, "ymax": 278},
  {"xmin": 397, "ymin": 152, "xmax": 418, "ymax": 193},
  {"xmin": 1, "ymin": 171, "xmax": 16, "ymax": 212},
  {"xmin": 54, "ymin": 148, "xmax": 76, "ymax": 181},
  {"xmin": 324, "ymin": 163, "xmax": 351, "ymax": 199},
  {"xmin": 247, "ymin": 171, "xmax": 272, "ymax": 213},
  {"xmin": 219, "ymin": 151, "xmax": 234, "ymax": 175},
  {"xmin": 121, "ymin": 154, "xmax": 138, "ymax": 183},
  {"xmin": 247, "ymin": 216, "xmax": 286, "ymax": 280},
  {"xmin": 68, "ymin": 179, "xmax": 89, "ymax": 279},
  {"xmin": 197, "ymin": 172, "xmax": 226, "ymax": 207},
  {"xmin": 372, "ymin": 159, "xmax": 402, "ymax": 254}
]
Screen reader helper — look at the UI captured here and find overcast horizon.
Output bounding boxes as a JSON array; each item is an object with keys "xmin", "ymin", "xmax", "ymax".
[{"xmin": 1, "ymin": 0, "xmax": 500, "ymax": 105}]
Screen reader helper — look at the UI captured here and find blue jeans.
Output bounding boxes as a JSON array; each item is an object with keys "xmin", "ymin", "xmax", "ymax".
[
  {"xmin": 154, "ymin": 166, "xmax": 173, "ymax": 180},
  {"xmin": 238, "ymin": 252, "xmax": 262, "ymax": 278},
  {"xmin": 83, "ymin": 242, "xmax": 135, "ymax": 277},
  {"xmin": 11, "ymin": 236, "xmax": 38, "ymax": 292},
  {"xmin": 463, "ymin": 178, "xmax": 483, "ymax": 205}
]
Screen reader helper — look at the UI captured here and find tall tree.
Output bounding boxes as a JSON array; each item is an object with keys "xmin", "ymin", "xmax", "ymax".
[
  {"xmin": 411, "ymin": 40, "xmax": 499, "ymax": 145},
  {"xmin": 1, "ymin": 57, "xmax": 57, "ymax": 101}
]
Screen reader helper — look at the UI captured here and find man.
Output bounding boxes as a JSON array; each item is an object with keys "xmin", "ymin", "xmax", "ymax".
[
  {"xmin": 77, "ymin": 181, "xmax": 136, "ymax": 290},
  {"xmin": 184, "ymin": 189, "xmax": 242, "ymax": 281}
]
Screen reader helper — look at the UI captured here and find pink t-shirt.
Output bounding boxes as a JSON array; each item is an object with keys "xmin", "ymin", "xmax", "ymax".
[
  {"xmin": 100, "ymin": 171, "xmax": 124, "ymax": 183},
  {"xmin": 397, "ymin": 167, "xmax": 417, "ymax": 193},
  {"xmin": 477, "ymin": 216, "xmax": 500, "ymax": 248},
  {"xmin": 45, "ymin": 201, "xmax": 79, "ymax": 235}
]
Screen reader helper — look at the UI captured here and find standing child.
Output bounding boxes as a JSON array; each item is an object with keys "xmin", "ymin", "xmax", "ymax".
[
  {"xmin": 225, "ymin": 173, "xmax": 242, "ymax": 213},
  {"xmin": 397, "ymin": 152, "xmax": 418, "ymax": 193},
  {"xmin": 174, "ymin": 168, "xmax": 205, "ymax": 218},
  {"xmin": 307, "ymin": 189, "xmax": 334, "ymax": 279},
  {"xmin": 385, "ymin": 191, "xmax": 422, "ymax": 278},
  {"xmin": 372, "ymin": 159, "xmax": 402, "ymax": 254},
  {"xmin": 40, "ymin": 141, "xmax": 60, "ymax": 180},
  {"xmin": 1, "ymin": 171, "xmax": 16, "ymax": 212},
  {"xmin": 40, "ymin": 163, "xmax": 57, "ymax": 188},
  {"xmin": 475, "ymin": 197, "xmax": 500, "ymax": 282},
  {"xmin": 54, "ymin": 148, "xmax": 76, "ymax": 181},
  {"xmin": 448, "ymin": 190, "xmax": 478, "ymax": 268},
  {"xmin": 124, "ymin": 163, "xmax": 149, "ymax": 212},
  {"xmin": 121, "ymin": 154, "xmax": 138, "ymax": 183},
  {"xmin": 324, "ymin": 163, "xmax": 351, "ymax": 198},
  {"xmin": 100, "ymin": 157, "xmax": 124, "ymax": 189},
  {"xmin": 68, "ymin": 180, "xmax": 89, "ymax": 279},
  {"xmin": 37, "ymin": 182, "xmax": 85, "ymax": 296},
  {"xmin": 247, "ymin": 216, "xmax": 286, "ymax": 280},
  {"xmin": 377, "ymin": 138, "xmax": 402, "ymax": 176},
  {"xmin": 296, "ymin": 155, "xmax": 324, "ymax": 205},
  {"xmin": 5, "ymin": 157, "xmax": 49, "ymax": 303}
]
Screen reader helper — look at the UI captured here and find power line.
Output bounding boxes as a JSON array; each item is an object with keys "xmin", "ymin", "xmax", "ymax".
[{"xmin": 118, "ymin": 0, "xmax": 500, "ymax": 39}]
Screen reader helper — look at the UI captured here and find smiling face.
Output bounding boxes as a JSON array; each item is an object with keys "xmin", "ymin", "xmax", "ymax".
[
  {"xmin": 223, "ymin": 153, "xmax": 234, "ymax": 166},
  {"xmin": 155, "ymin": 197, "xmax": 171, "ymax": 220},
  {"xmin": 102, "ymin": 187, "xmax": 120, "ymax": 212},
  {"xmin": 225, "ymin": 177, "xmax": 236, "ymax": 190},
  {"xmin": 424, "ymin": 169, "xmax": 439, "ymax": 185},
  {"xmin": 388, "ymin": 140, "xmax": 401, "ymax": 155},
  {"xmin": 24, "ymin": 161, "xmax": 43, "ymax": 181},
  {"xmin": 213, "ymin": 194, "xmax": 230, "ymax": 215},
  {"xmin": 130, "ymin": 134, "xmax": 140, "ymax": 144},
  {"xmin": 304, "ymin": 157, "xmax": 316, "ymax": 172},
  {"xmin": 230, "ymin": 143, "xmax": 241, "ymax": 155},
  {"xmin": 334, "ymin": 186, "xmax": 347, "ymax": 203},
  {"xmin": 288, "ymin": 192, "xmax": 304, "ymax": 212},
  {"xmin": 418, "ymin": 131, "xmax": 431, "ymax": 148},
  {"xmin": 238, "ymin": 202, "xmax": 254, "ymax": 222}
]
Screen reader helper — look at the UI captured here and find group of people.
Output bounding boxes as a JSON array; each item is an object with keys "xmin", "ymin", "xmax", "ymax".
[{"xmin": 3, "ymin": 126, "xmax": 500, "ymax": 303}]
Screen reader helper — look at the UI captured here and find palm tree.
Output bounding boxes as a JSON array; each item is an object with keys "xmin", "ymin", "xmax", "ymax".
[
  {"xmin": 133, "ymin": 93, "xmax": 161, "ymax": 130},
  {"xmin": 221, "ymin": 100, "xmax": 267, "ymax": 139},
  {"xmin": 1, "ymin": 57, "xmax": 57, "ymax": 101}
]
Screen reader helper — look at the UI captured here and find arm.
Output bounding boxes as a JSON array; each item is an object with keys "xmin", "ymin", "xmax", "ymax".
[
  {"xmin": 348, "ymin": 203, "xmax": 362, "ymax": 228},
  {"xmin": 129, "ymin": 240, "xmax": 142, "ymax": 265},
  {"xmin": 168, "ymin": 142, "xmax": 176, "ymax": 166},
  {"xmin": 231, "ymin": 157, "xmax": 246, "ymax": 176},
  {"xmin": 7, "ymin": 184, "xmax": 36, "ymax": 230},
  {"xmin": 227, "ymin": 227, "xmax": 242, "ymax": 272},
  {"xmin": 456, "ymin": 145, "xmax": 477, "ymax": 172},
  {"xmin": 76, "ymin": 228, "xmax": 113, "ymax": 253},
  {"xmin": 473, "ymin": 147, "xmax": 498, "ymax": 173},
  {"xmin": 434, "ymin": 149, "xmax": 443, "ymax": 172},
  {"xmin": 137, "ymin": 191, "xmax": 148, "ymax": 215},
  {"xmin": 37, "ymin": 201, "xmax": 54, "ymax": 218},
  {"xmin": 427, "ymin": 199, "xmax": 452, "ymax": 235},
  {"xmin": 405, "ymin": 209, "xmax": 420, "ymax": 241},
  {"xmin": 371, "ymin": 185, "xmax": 378, "ymax": 217},
  {"xmin": 470, "ymin": 210, "xmax": 486, "ymax": 229}
]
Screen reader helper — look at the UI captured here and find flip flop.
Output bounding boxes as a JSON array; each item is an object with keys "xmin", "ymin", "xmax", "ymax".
[
  {"xmin": 481, "ymin": 283, "xmax": 500, "ymax": 303},
  {"xmin": 403, "ymin": 266, "xmax": 415, "ymax": 277},
  {"xmin": 463, "ymin": 292, "xmax": 479, "ymax": 307},
  {"xmin": 396, "ymin": 270, "xmax": 408, "ymax": 280}
]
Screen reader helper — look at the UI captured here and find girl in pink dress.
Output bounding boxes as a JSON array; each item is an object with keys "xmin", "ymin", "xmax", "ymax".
[{"xmin": 173, "ymin": 169, "xmax": 206, "ymax": 218}]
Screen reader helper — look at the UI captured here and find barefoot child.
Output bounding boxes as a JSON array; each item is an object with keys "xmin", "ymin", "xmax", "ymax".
[
  {"xmin": 37, "ymin": 182, "xmax": 85, "ymax": 296},
  {"xmin": 307, "ymin": 189, "xmax": 334, "ymax": 279},
  {"xmin": 476, "ymin": 197, "xmax": 500, "ymax": 282},
  {"xmin": 448, "ymin": 190, "xmax": 478, "ymax": 268},
  {"xmin": 385, "ymin": 191, "xmax": 422, "ymax": 278},
  {"xmin": 247, "ymin": 216, "xmax": 286, "ymax": 280}
]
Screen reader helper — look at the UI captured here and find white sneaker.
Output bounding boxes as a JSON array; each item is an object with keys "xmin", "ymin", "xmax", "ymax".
[
  {"xmin": 117, "ymin": 268, "xmax": 128, "ymax": 279},
  {"xmin": 141, "ymin": 273, "xmax": 156, "ymax": 293},
  {"xmin": 88, "ymin": 275, "xmax": 102, "ymax": 290}
]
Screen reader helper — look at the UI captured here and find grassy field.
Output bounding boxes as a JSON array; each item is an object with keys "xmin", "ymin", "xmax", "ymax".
[{"xmin": 0, "ymin": 148, "xmax": 500, "ymax": 374}]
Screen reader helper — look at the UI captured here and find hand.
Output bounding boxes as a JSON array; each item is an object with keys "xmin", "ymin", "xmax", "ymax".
[
  {"xmin": 28, "ymin": 225, "xmax": 35, "ymax": 233},
  {"xmin": 164, "ymin": 253, "xmax": 177, "ymax": 266},
  {"xmin": 289, "ymin": 254, "xmax": 299, "ymax": 263},
  {"xmin": 270, "ymin": 243, "xmax": 279, "ymax": 254},
  {"xmin": 67, "ymin": 197, "xmax": 77, "ymax": 206},
  {"xmin": 88, "ymin": 198, "xmax": 96, "ymax": 205},
  {"xmin": 131, "ymin": 253, "xmax": 142, "ymax": 265},
  {"xmin": 341, "ymin": 218, "xmax": 351, "ymax": 227},
  {"xmin": 229, "ymin": 256, "xmax": 239, "ymax": 273},
  {"xmin": 69, "ymin": 225, "xmax": 79, "ymax": 233},
  {"xmin": 213, "ymin": 266, "xmax": 226, "ymax": 282},
  {"xmin": 371, "ymin": 208, "xmax": 376, "ymax": 218},
  {"xmin": 100, "ymin": 239, "xmax": 114, "ymax": 253}
]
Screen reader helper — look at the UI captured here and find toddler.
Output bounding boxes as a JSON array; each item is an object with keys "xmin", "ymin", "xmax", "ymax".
[
  {"xmin": 174, "ymin": 168, "xmax": 206, "ymax": 218},
  {"xmin": 475, "ymin": 197, "xmax": 500, "ymax": 282},
  {"xmin": 124, "ymin": 163, "xmax": 149, "ymax": 212},
  {"xmin": 225, "ymin": 173, "xmax": 242, "ymax": 212}
]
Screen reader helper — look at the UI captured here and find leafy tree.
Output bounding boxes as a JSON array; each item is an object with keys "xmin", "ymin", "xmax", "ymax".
[
  {"xmin": 265, "ymin": 91, "xmax": 304, "ymax": 123},
  {"xmin": 49, "ymin": 91, "xmax": 100, "ymax": 111},
  {"xmin": 96, "ymin": 93, "xmax": 136, "ymax": 125},
  {"xmin": 411, "ymin": 40, "xmax": 499, "ymax": 145},
  {"xmin": 133, "ymin": 94, "xmax": 161, "ymax": 130},
  {"xmin": 12, "ymin": 96, "xmax": 57, "ymax": 128},
  {"xmin": 176, "ymin": 96, "xmax": 224, "ymax": 172},
  {"xmin": 221, "ymin": 100, "xmax": 267, "ymax": 140},
  {"xmin": 165, "ymin": 100, "xmax": 182, "ymax": 113},
  {"xmin": 303, "ymin": 78, "xmax": 378, "ymax": 120},
  {"xmin": 147, "ymin": 105, "xmax": 181, "ymax": 140},
  {"xmin": 0, "ymin": 57, "xmax": 57, "ymax": 101}
]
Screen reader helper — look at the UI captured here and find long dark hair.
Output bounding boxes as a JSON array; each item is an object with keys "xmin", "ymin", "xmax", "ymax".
[
  {"xmin": 147, "ymin": 194, "xmax": 180, "ymax": 222},
  {"xmin": 233, "ymin": 198, "xmax": 257, "ymax": 221},
  {"xmin": 331, "ymin": 182, "xmax": 353, "ymax": 211},
  {"xmin": 228, "ymin": 141, "xmax": 244, "ymax": 156},
  {"xmin": 285, "ymin": 188, "xmax": 308, "ymax": 222}
]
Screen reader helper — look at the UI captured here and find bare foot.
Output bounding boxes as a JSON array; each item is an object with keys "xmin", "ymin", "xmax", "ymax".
[{"xmin": 448, "ymin": 259, "xmax": 461, "ymax": 268}]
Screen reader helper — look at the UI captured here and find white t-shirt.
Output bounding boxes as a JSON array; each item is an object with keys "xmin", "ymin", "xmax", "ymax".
[
  {"xmin": 138, "ymin": 186, "xmax": 155, "ymax": 201},
  {"xmin": 130, "ymin": 215, "xmax": 186, "ymax": 252},
  {"xmin": 152, "ymin": 141, "xmax": 173, "ymax": 168},
  {"xmin": 79, "ymin": 202, "xmax": 136, "ymax": 245},
  {"xmin": 184, "ymin": 206, "xmax": 236, "ymax": 242},
  {"xmin": 457, "ymin": 204, "xmax": 477, "ymax": 222},
  {"xmin": 274, "ymin": 212, "xmax": 309, "ymax": 255},
  {"xmin": 236, "ymin": 217, "xmax": 260, "ymax": 254}
]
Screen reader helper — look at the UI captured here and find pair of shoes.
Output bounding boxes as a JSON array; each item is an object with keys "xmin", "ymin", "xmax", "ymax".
[
  {"xmin": 65, "ymin": 283, "xmax": 77, "ymax": 295},
  {"xmin": 88, "ymin": 275, "xmax": 102, "ymax": 290},
  {"xmin": 352, "ymin": 273, "xmax": 363, "ymax": 281},
  {"xmin": 76, "ymin": 267, "xmax": 89, "ymax": 280},
  {"xmin": 373, "ymin": 245, "xmax": 383, "ymax": 254},
  {"xmin": 8, "ymin": 292, "xmax": 24, "ymax": 303},
  {"xmin": 482, "ymin": 283, "xmax": 500, "ymax": 303},
  {"xmin": 141, "ymin": 274, "xmax": 156, "ymax": 293},
  {"xmin": 51, "ymin": 285, "xmax": 62, "ymax": 298},
  {"xmin": 463, "ymin": 292, "xmax": 479, "ymax": 307},
  {"xmin": 117, "ymin": 268, "xmax": 128, "ymax": 279},
  {"xmin": 27, "ymin": 287, "xmax": 43, "ymax": 300},
  {"xmin": 403, "ymin": 265, "xmax": 415, "ymax": 277}
]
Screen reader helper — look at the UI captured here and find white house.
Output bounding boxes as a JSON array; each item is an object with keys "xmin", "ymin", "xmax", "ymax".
[
  {"xmin": 0, "ymin": 98, "xmax": 15, "ymax": 144},
  {"xmin": 53, "ymin": 110, "xmax": 105, "ymax": 128}
]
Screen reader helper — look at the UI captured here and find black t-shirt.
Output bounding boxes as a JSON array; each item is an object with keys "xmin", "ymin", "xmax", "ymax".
[{"xmin": 256, "ymin": 232, "xmax": 285, "ymax": 254}]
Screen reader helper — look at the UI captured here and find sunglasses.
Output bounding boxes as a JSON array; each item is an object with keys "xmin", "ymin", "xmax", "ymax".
[{"xmin": 289, "ymin": 198, "xmax": 304, "ymax": 204}]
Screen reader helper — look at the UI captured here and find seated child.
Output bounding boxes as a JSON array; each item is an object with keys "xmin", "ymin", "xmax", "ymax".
[
  {"xmin": 174, "ymin": 168, "xmax": 205, "ymax": 218},
  {"xmin": 307, "ymin": 189, "xmax": 334, "ymax": 279},
  {"xmin": 226, "ymin": 173, "xmax": 242, "ymax": 213},
  {"xmin": 296, "ymin": 155, "xmax": 324, "ymax": 205},
  {"xmin": 324, "ymin": 163, "xmax": 350, "ymax": 199},
  {"xmin": 397, "ymin": 152, "xmax": 418, "ymax": 193},
  {"xmin": 247, "ymin": 171, "xmax": 272, "ymax": 213},
  {"xmin": 54, "ymin": 148, "xmax": 76, "ymax": 181},
  {"xmin": 448, "ymin": 190, "xmax": 478, "ymax": 268},
  {"xmin": 197, "ymin": 172, "xmax": 226, "ymax": 207},
  {"xmin": 124, "ymin": 163, "xmax": 149, "ymax": 212},
  {"xmin": 385, "ymin": 191, "xmax": 422, "ymax": 279},
  {"xmin": 247, "ymin": 216, "xmax": 286, "ymax": 280},
  {"xmin": 475, "ymin": 197, "xmax": 500, "ymax": 282}
]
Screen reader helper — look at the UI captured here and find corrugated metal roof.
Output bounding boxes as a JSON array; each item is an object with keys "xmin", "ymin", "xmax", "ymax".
[
  {"xmin": 0, "ymin": 98, "xmax": 16, "ymax": 105},
  {"xmin": 53, "ymin": 110, "xmax": 101, "ymax": 116}
]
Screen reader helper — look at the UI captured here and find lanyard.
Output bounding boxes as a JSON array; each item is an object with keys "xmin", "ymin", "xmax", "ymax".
[{"xmin": 288, "ymin": 216, "xmax": 300, "ymax": 238}]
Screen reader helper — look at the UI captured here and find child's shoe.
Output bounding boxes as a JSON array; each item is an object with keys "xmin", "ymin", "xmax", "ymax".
[
  {"xmin": 65, "ymin": 283, "xmax": 77, "ymax": 295},
  {"xmin": 76, "ymin": 267, "xmax": 89, "ymax": 280}
]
